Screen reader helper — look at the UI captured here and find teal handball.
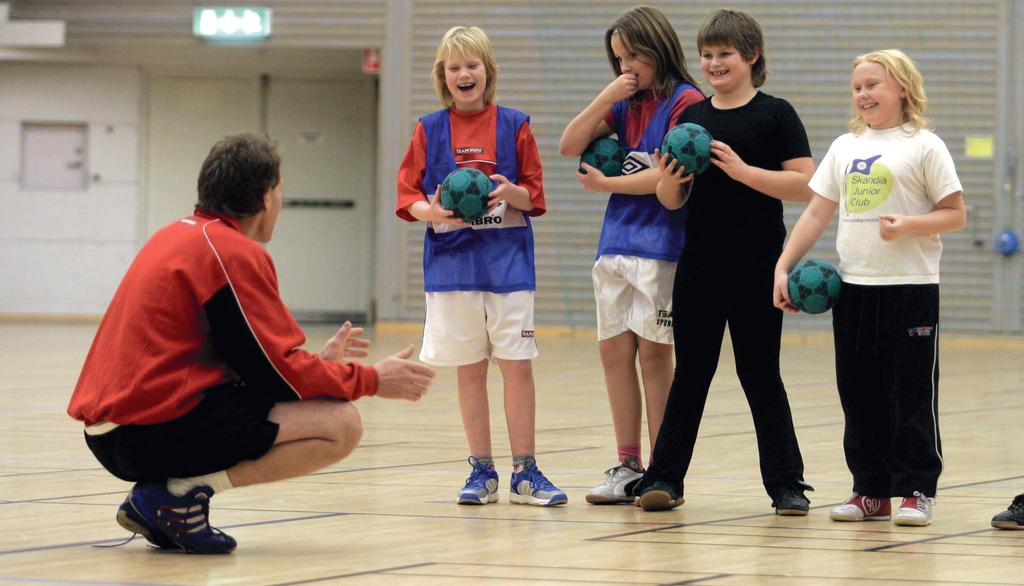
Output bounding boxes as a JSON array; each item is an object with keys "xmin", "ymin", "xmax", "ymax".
[
  {"xmin": 788, "ymin": 259, "xmax": 842, "ymax": 314},
  {"xmin": 661, "ymin": 122, "xmax": 713, "ymax": 175},
  {"xmin": 440, "ymin": 168, "xmax": 492, "ymax": 222},
  {"xmin": 580, "ymin": 137, "xmax": 626, "ymax": 177}
]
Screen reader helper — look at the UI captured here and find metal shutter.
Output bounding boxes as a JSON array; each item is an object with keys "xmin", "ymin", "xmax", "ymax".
[{"xmin": 394, "ymin": 0, "xmax": 1006, "ymax": 333}]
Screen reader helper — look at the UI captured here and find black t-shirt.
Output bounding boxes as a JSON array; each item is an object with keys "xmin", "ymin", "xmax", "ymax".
[{"xmin": 679, "ymin": 91, "xmax": 811, "ymax": 252}]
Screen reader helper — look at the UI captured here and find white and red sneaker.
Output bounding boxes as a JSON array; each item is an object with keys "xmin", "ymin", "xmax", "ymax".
[
  {"xmin": 830, "ymin": 494, "xmax": 891, "ymax": 522},
  {"xmin": 893, "ymin": 491, "xmax": 934, "ymax": 526}
]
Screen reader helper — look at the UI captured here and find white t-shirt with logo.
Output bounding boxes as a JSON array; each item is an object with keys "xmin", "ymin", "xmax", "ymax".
[{"xmin": 809, "ymin": 126, "xmax": 963, "ymax": 285}]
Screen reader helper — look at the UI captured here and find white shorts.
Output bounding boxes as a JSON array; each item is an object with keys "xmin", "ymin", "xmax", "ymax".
[
  {"xmin": 592, "ymin": 255, "xmax": 675, "ymax": 344},
  {"xmin": 420, "ymin": 290, "xmax": 539, "ymax": 366}
]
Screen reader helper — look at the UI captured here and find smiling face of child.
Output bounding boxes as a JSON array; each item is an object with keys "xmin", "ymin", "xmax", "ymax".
[
  {"xmin": 699, "ymin": 43, "xmax": 756, "ymax": 96},
  {"xmin": 851, "ymin": 61, "xmax": 906, "ymax": 130},
  {"xmin": 444, "ymin": 51, "xmax": 488, "ymax": 112}
]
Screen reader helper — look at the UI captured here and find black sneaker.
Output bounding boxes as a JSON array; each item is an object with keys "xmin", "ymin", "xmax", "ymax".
[
  {"xmin": 638, "ymin": 480, "xmax": 684, "ymax": 511},
  {"xmin": 772, "ymin": 481, "xmax": 813, "ymax": 516},
  {"xmin": 991, "ymin": 493, "xmax": 1024, "ymax": 530}
]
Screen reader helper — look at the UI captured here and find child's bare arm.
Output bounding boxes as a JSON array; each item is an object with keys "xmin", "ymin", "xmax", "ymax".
[
  {"xmin": 773, "ymin": 194, "xmax": 839, "ymax": 312},
  {"xmin": 879, "ymin": 192, "xmax": 966, "ymax": 241},
  {"xmin": 488, "ymin": 175, "xmax": 533, "ymax": 212},
  {"xmin": 576, "ymin": 165, "xmax": 663, "ymax": 195},
  {"xmin": 404, "ymin": 186, "xmax": 466, "ymax": 227},
  {"xmin": 710, "ymin": 139, "xmax": 815, "ymax": 202},
  {"xmin": 654, "ymin": 150, "xmax": 694, "ymax": 210},
  {"xmin": 559, "ymin": 74, "xmax": 636, "ymax": 156}
]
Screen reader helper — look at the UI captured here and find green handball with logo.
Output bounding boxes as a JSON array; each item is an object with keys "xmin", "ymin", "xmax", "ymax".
[
  {"xmin": 661, "ymin": 122, "xmax": 713, "ymax": 175},
  {"xmin": 788, "ymin": 259, "xmax": 842, "ymax": 314},
  {"xmin": 440, "ymin": 168, "xmax": 492, "ymax": 222},
  {"xmin": 580, "ymin": 137, "xmax": 626, "ymax": 177}
]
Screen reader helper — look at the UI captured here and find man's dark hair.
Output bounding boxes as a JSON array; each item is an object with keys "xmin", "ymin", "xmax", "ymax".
[{"xmin": 196, "ymin": 133, "xmax": 281, "ymax": 218}]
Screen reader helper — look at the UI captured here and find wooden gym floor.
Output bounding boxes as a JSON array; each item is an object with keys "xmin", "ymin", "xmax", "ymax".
[{"xmin": 1, "ymin": 320, "xmax": 1022, "ymax": 585}]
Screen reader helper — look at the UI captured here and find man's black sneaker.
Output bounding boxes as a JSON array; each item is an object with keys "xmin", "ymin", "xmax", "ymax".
[
  {"xmin": 638, "ymin": 480, "xmax": 684, "ymax": 511},
  {"xmin": 991, "ymin": 493, "xmax": 1024, "ymax": 529},
  {"xmin": 772, "ymin": 481, "xmax": 813, "ymax": 516}
]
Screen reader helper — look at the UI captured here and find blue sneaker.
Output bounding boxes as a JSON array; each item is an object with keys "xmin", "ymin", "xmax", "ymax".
[
  {"xmin": 126, "ymin": 482, "xmax": 237, "ymax": 554},
  {"xmin": 509, "ymin": 460, "xmax": 567, "ymax": 506},
  {"xmin": 116, "ymin": 495, "xmax": 181, "ymax": 550},
  {"xmin": 458, "ymin": 457, "xmax": 499, "ymax": 505}
]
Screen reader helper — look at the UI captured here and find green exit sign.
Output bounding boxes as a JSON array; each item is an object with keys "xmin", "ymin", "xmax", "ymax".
[{"xmin": 193, "ymin": 7, "xmax": 271, "ymax": 39}]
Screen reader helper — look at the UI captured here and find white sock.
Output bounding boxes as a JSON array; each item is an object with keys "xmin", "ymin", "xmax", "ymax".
[{"xmin": 166, "ymin": 470, "xmax": 233, "ymax": 497}]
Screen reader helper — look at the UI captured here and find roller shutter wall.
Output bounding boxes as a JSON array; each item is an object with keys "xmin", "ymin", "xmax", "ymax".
[{"xmin": 402, "ymin": 0, "xmax": 1013, "ymax": 333}]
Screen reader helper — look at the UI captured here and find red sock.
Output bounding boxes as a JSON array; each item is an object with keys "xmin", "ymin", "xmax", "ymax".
[{"xmin": 618, "ymin": 445, "xmax": 643, "ymax": 472}]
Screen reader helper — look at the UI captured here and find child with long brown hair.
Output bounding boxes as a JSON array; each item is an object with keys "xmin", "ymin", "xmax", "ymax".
[{"xmin": 558, "ymin": 5, "xmax": 704, "ymax": 504}]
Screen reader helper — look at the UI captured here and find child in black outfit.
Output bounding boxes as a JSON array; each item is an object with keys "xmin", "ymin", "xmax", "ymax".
[{"xmin": 636, "ymin": 8, "xmax": 814, "ymax": 514}]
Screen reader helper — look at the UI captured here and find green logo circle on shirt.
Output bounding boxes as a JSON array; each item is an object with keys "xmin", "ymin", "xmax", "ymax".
[{"xmin": 845, "ymin": 156, "xmax": 893, "ymax": 213}]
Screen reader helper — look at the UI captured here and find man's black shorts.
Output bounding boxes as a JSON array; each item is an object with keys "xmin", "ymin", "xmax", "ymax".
[{"xmin": 84, "ymin": 382, "xmax": 280, "ymax": 482}]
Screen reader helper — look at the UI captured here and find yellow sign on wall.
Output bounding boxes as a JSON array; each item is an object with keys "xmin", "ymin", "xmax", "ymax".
[{"xmin": 965, "ymin": 136, "xmax": 994, "ymax": 159}]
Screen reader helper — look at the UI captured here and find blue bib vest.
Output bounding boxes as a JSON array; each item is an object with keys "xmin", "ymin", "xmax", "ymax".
[
  {"xmin": 596, "ymin": 82, "xmax": 695, "ymax": 262},
  {"xmin": 420, "ymin": 106, "xmax": 536, "ymax": 293}
]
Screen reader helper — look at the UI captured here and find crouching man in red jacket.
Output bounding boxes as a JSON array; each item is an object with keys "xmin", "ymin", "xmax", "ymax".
[{"xmin": 68, "ymin": 132, "xmax": 434, "ymax": 554}]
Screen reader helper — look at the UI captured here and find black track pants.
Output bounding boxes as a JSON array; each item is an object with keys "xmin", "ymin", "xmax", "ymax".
[{"xmin": 832, "ymin": 283, "xmax": 943, "ymax": 498}]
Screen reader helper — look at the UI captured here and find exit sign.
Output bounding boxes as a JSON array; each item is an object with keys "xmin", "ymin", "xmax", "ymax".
[{"xmin": 193, "ymin": 7, "xmax": 271, "ymax": 39}]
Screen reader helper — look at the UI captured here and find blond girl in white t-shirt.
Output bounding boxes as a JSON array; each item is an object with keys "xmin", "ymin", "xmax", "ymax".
[{"xmin": 773, "ymin": 49, "xmax": 966, "ymax": 527}]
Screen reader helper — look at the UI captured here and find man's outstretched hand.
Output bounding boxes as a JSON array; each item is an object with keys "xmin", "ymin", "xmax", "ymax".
[
  {"xmin": 374, "ymin": 345, "xmax": 434, "ymax": 401},
  {"xmin": 320, "ymin": 321, "xmax": 371, "ymax": 363}
]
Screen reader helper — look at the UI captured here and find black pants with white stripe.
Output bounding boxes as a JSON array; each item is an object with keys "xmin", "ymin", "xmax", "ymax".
[{"xmin": 833, "ymin": 283, "xmax": 943, "ymax": 498}]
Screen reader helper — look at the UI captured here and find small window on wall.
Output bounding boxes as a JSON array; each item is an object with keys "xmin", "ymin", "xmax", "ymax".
[{"xmin": 21, "ymin": 122, "xmax": 89, "ymax": 191}]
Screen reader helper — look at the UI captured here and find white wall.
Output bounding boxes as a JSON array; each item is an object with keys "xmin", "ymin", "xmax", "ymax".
[{"xmin": 0, "ymin": 63, "xmax": 141, "ymax": 315}]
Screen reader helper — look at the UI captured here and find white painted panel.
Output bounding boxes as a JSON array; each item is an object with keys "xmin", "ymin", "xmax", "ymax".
[
  {"xmin": 145, "ymin": 75, "xmax": 259, "ymax": 235},
  {"xmin": 0, "ymin": 64, "xmax": 140, "ymax": 122},
  {"xmin": 90, "ymin": 122, "xmax": 137, "ymax": 183},
  {"xmin": 265, "ymin": 77, "xmax": 376, "ymax": 316},
  {"xmin": 0, "ymin": 21, "xmax": 64, "ymax": 47},
  {"xmin": 0, "ymin": 63, "xmax": 141, "ymax": 315},
  {"xmin": 0, "ymin": 184, "xmax": 137, "ymax": 241},
  {"xmin": 21, "ymin": 122, "xmax": 87, "ymax": 190},
  {"xmin": 0, "ymin": 241, "xmax": 135, "ymax": 314},
  {"xmin": 0, "ymin": 120, "xmax": 18, "ymax": 182}
]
